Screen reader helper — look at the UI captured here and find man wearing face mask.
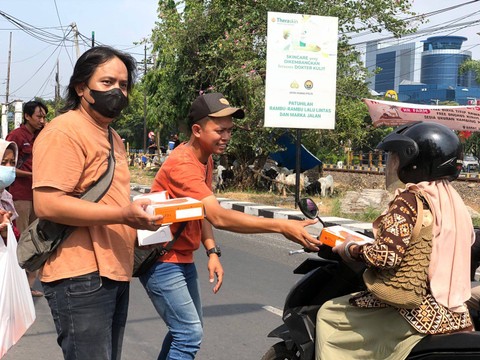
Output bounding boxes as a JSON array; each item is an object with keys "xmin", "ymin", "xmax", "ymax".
[
  {"xmin": 6, "ymin": 100, "xmax": 47, "ymax": 296},
  {"xmin": 31, "ymin": 46, "xmax": 163, "ymax": 360}
]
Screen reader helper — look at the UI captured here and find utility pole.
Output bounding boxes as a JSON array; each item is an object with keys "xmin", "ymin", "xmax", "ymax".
[
  {"xmin": 5, "ymin": 32, "xmax": 12, "ymax": 104},
  {"xmin": 92, "ymin": 31, "xmax": 95, "ymax": 47},
  {"xmin": 143, "ymin": 43, "xmax": 147, "ymax": 153},
  {"xmin": 71, "ymin": 23, "xmax": 81, "ymax": 59}
]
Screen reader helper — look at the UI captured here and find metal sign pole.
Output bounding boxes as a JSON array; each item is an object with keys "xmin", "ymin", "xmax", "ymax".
[{"xmin": 295, "ymin": 128, "xmax": 301, "ymax": 208}]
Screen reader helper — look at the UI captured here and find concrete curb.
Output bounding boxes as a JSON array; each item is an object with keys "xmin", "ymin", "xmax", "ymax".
[{"xmin": 130, "ymin": 183, "xmax": 374, "ymax": 236}]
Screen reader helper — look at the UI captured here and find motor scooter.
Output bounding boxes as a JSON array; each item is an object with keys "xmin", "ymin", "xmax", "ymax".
[{"xmin": 261, "ymin": 198, "xmax": 480, "ymax": 360}]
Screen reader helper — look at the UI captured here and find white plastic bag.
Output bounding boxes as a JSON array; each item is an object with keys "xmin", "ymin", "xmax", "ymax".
[{"xmin": 0, "ymin": 224, "xmax": 36, "ymax": 358}]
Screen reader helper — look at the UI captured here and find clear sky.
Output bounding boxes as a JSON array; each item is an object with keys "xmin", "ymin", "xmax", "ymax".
[
  {"xmin": 0, "ymin": 0, "xmax": 479, "ymax": 103},
  {"xmin": 0, "ymin": 0, "xmax": 158, "ymax": 102}
]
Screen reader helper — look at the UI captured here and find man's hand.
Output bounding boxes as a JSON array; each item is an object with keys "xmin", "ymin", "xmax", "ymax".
[
  {"xmin": 281, "ymin": 218, "xmax": 321, "ymax": 251},
  {"xmin": 122, "ymin": 198, "xmax": 164, "ymax": 231},
  {"xmin": 207, "ymin": 255, "xmax": 224, "ymax": 294}
]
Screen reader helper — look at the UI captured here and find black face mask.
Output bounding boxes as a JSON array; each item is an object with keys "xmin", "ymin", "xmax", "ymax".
[{"xmin": 86, "ymin": 87, "xmax": 128, "ymax": 118}]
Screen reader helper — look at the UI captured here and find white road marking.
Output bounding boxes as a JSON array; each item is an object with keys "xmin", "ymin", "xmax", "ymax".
[{"xmin": 262, "ymin": 305, "xmax": 283, "ymax": 317}]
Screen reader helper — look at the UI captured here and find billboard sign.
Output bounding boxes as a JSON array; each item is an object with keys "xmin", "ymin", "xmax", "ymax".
[{"xmin": 264, "ymin": 12, "xmax": 338, "ymax": 129}]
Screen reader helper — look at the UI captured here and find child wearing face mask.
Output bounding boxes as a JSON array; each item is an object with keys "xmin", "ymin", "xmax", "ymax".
[{"xmin": 0, "ymin": 139, "xmax": 20, "ymax": 244}]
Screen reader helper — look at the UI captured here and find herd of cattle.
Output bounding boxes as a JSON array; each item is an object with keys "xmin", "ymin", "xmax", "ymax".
[{"xmin": 215, "ymin": 163, "xmax": 334, "ymax": 197}]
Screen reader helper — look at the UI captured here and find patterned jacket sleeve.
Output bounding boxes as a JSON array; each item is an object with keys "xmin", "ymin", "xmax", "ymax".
[{"xmin": 360, "ymin": 191, "xmax": 418, "ymax": 269}]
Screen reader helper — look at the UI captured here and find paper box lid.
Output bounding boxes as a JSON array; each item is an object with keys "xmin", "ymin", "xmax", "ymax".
[{"xmin": 133, "ymin": 191, "xmax": 169, "ymax": 202}]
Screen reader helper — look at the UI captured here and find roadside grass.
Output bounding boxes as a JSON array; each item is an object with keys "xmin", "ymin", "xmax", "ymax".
[
  {"xmin": 130, "ymin": 166, "xmax": 158, "ymax": 185},
  {"xmin": 474, "ymin": 218, "xmax": 480, "ymax": 228},
  {"xmin": 329, "ymin": 198, "xmax": 382, "ymax": 223}
]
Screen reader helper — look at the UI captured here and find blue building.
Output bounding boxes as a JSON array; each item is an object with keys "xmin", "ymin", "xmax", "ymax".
[
  {"xmin": 366, "ymin": 36, "xmax": 480, "ymax": 105},
  {"xmin": 366, "ymin": 41, "xmax": 422, "ymax": 94}
]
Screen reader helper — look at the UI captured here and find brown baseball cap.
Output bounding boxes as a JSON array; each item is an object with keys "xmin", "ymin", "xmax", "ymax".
[{"xmin": 188, "ymin": 93, "xmax": 245, "ymax": 126}]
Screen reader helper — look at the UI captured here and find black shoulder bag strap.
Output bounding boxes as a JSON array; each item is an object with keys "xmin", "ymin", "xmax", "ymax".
[
  {"xmin": 157, "ymin": 222, "xmax": 187, "ymax": 256},
  {"xmin": 81, "ymin": 126, "xmax": 116, "ymax": 201},
  {"xmin": 36, "ymin": 127, "xmax": 116, "ymax": 242}
]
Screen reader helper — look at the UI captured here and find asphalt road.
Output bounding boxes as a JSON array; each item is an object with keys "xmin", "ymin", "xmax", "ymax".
[{"xmin": 4, "ymin": 228, "xmax": 316, "ymax": 360}]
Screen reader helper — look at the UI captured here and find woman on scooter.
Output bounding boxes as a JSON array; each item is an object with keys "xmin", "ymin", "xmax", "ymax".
[{"xmin": 316, "ymin": 122, "xmax": 475, "ymax": 360}]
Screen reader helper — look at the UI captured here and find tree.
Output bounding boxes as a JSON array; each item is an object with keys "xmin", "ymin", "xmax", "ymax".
[
  {"xmin": 460, "ymin": 59, "xmax": 480, "ymax": 84},
  {"xmin": 146, "ymin": 0, "xmax": 420, "ymax": 186},
  {"xmin": 115, "ymin": 85, "xmax": 146, "ymax": 150}
]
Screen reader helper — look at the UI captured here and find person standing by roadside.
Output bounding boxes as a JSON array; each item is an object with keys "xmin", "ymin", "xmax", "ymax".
[
  {"xmin": 0, "ymin": 139, "xmax": 21, "ymax": 243},
  {"xmin": 6, "ymin": 100, "xmax": 47, "ymax": 297},
  {"xmin": 148, "ymin": 131, "xmax": 158, "ymax": 154},
  {"xmin": 140, "ymin": 92, "xmax": 321, "ymax": 360},
  {"xmin": 32, "ymin": 46, "xmax": 163, "ymax": 360}
]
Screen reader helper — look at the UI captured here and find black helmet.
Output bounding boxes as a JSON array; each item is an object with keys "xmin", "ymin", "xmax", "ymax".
[{"xmin": 376, "ymin": 122, "xmax": 463, "ymax": 183}]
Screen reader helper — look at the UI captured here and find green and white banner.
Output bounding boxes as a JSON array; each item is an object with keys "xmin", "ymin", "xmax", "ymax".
[{"xmin": 264, "ymin": 12, "xmax": 338, "ymax": 129}]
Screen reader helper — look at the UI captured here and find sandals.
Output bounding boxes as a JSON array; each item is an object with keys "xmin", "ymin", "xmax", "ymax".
[{"xmin": 30, "ymin": 288, "xmax": 44, "ymax": 297}]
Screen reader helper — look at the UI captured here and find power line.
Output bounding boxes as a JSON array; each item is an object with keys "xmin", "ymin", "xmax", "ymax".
[
  {"xmin": 349, "ymin": 0, "xmax": 480, "ymax": 43},
  {"xmin": 53, "ymin": 0, "xmax": 74, "ymax": 67},
  {"xmin": 0, "ymin": 10, "xmax": 66, "ymax": 45},
  {"xmin": 9, "ymin": 27, "xmax": 73, "ymax": 96}
]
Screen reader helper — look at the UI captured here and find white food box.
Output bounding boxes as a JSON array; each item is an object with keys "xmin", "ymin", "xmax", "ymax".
[
  {"xmin": 133, "ymin": 191, "xmax": 173, "ymax": 246},
  {"xmin": 136, "ymin": 226, "xmax": 172, "ymax": 246},
  {"xmin": 133, "ymin": 191, "xmax": 169, "ymax": 203}
]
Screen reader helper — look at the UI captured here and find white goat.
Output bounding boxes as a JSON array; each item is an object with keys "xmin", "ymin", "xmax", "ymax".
[
  {"xmin": 215, "ymin": 165, "xmax": 226, "ymax": 192},
  {"xmin": 276, "ymin": 172, "xmax": 307, "ymax": 197},
  {"xmin": 318, "ymin": 174, "xmax": 334, "ymax": 197}
]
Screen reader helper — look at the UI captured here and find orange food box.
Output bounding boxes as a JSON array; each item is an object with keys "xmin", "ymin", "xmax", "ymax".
[
  {"xmin": 320, "ymin": 225, "xmax": 374, "ymax": 247},
  {"xmin": 146, "ymin": 197, "xmax": 205, "ymax": 225}
]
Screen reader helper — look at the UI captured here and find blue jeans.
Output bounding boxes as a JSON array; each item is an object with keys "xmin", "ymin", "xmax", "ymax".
[
  {"xmin": 42, "ymin": 272, "xmax": 129, "ymax": 360},
  {"xmin": 140, "ymin": 262, "xmax": 203, "ymax": 360}
]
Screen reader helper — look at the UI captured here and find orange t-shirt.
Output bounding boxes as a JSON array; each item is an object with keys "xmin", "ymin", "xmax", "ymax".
[
  {"xmin": 151, "ymin": 143, "xmax": 213, "ymax": 263},
  {"xmin": 33, "ymin": 110, "xmax": 136, "ymax": 282}
]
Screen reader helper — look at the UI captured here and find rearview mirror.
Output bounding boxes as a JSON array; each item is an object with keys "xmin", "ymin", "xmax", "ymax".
[{"xmin": 298, "ymin": 198, "xmax": 318, "ymax": 219}]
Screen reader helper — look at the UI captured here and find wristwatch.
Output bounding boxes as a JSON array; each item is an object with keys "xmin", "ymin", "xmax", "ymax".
[{"xmin": 206, "ymin": 246, "xmax": 221, "ymax": 257}]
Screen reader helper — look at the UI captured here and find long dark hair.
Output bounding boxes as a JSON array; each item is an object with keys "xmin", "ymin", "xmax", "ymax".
[{"xmin": 60, "ymin": 46, "xmax": 137, "ymax": 113}]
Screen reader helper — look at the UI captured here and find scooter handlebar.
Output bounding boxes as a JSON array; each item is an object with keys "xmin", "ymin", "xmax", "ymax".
[{"xmin": 289, "ymin": 249, "xmax": 307, "ymax": 255}]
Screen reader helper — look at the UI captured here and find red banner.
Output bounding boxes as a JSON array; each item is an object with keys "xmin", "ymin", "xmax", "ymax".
[{"xmin": 363, "ymin": 99, "xmax": 480, "ymax": 132}]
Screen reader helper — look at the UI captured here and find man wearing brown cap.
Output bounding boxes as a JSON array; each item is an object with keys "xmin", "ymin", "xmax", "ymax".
[{"xmin": 139, "ymin": 92, "xmax": 320, "ymax": 360}]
